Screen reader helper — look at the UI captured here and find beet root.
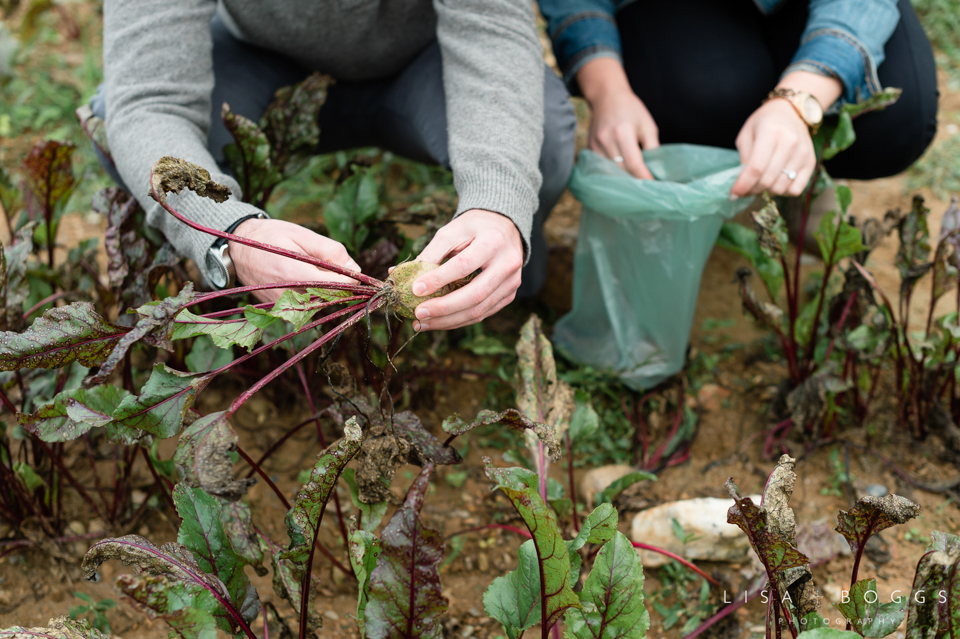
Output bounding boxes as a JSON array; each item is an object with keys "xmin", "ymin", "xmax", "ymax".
[{"xmin": 384, "ymin": 261, "xmax": 468, "ymax": 319}]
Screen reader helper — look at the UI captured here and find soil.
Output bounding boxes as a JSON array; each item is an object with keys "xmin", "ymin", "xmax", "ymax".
[{"xmin": 2, "ymin": 16, "xmax": 960, "ymax": 639}]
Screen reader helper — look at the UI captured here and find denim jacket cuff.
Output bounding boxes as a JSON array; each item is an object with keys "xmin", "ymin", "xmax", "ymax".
[
  {"xmin": 786, "ymin": 28, "xmax": 882, "ymax": 106},
  {"xmin": 564, "ymin": 47, "xmax": 622, "ymax": 95}
]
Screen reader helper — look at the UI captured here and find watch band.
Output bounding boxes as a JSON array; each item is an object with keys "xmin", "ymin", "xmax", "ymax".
[{"xmin": 206, "ymin": 212, "xmax": 268, "ymax": 290}]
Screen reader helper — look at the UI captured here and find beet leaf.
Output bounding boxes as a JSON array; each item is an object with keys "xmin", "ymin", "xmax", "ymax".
[
  {"xmin": 442, "ymin": 408, "xmax": 560, "ymax": 460},
  {"xmin": 219, "ymin": 499, "xmax": 264, "ymax": 569},
  {"xmin": 905, "ymin": 549, "xmax": 958, "ymax": 639},
  {"xmin": 1, "ymin": 225, "xmax": 35, "ymax": 332},
  {"xmin": 19, "ymin": 385, "xmax": 133, "ymax": 443},
  {"xmin": 174, "ymin": 411, "xmax": 257, "ymax": 502},
  {"xmin": 564, "ymin": 532, "xmax": 649, "ymax": 639},
  {"xmin": 174, "ymin": 485, "xmax": 260, "ymax": 631},
  {"xmin": 0, "ymin": 302, "xmax": 128, "ymax": 370},
  {"xmin": 222, "ymin": 104, "xmax": 282, "ymax": 208},
  {"xmin": 110, "ymin": 363, "xmax": 211, "ymax": 437},
  {"xmin": 349, "ymin": 525, "xmax": 382, "ymax": 638},
  {"xmin": 836, "ymin": 494, "xmax": 919, "ymax": 587},
  {"xmin": 484, "ymin": 461, "xmax": 581, "ymax": 634},
  {"xmin": 115, "ymin": 574, "xmax": 219, "ymax": 639},
  {"xmin": 365, "ymin": 463, "xmax": 448, "ymax": 639},
  {"xmin": 172, "ymin": 310, "xmax": 264, "ymax": 352},
  {"xmin": 256, "ymin": 531, "xmax": 307, "ymax": 622},
  {"xmin": 484, "ymin": 539, "xmax": 542, "ymax": 639},
  {"xmin": 834, "ymin": 578, "xmax": 906, "ymax": 638},
  {"xmin": 0, "ymin": 617, "xmax": 110, "ymax": 639},
  {"xmin": 19, "ymin": 140, "xmax": 77, "ymax": 263},
  {"xmin": 260, "ymin": 72, "xmax": 330, "ymax": 176},
  {"xmin": 343, "ymin": 468, "xmax": 388, "ymax": 532}
]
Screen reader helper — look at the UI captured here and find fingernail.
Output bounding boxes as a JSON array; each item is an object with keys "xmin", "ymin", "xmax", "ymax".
[
  {"xmin": 729, "ymin": 194, "xmax": 740, "ymax": 202},
  {"xmin": 412, "ymin": 282, "xmax": 427, "ymax": 296},
  {"xmin": 347, "ymin": 260, "xmax": 361, "ymax": 272},
  {"xmin": 415, "ymin": 321, "xmax": 427, "ymax": 331},
  {"xmin": 416, "ymin": 307, "xmax": 430, "ymax": 320}
]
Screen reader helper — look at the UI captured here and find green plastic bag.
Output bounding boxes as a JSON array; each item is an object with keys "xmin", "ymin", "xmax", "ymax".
[{"xmin": 553, "ymin": 145, "xmax": 753, "ymax": 390}]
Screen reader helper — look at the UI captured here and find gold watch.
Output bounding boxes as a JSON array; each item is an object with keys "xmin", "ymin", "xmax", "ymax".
[{"xmin": 764, "ymin": 88, "xmax": 824, "ymax": 134}]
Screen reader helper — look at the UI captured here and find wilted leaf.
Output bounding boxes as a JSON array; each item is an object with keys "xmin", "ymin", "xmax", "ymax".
[
  {"xmin": 221, "ymin": 104, "xmax": 282, "ymax": 208},
  {"xmin": 174, "ymin": 411, "xmax": 257, "ymax": 502},
  {"xmin": 19, "ymin": 140, "xmax": 76, "ymax": 231},
  {"xmin": 717, "ymin": 222, "xmax": 785, "ymax": 300},
  {"xmin": 257, "ymin": 532, "xmax": 305, "ymax": 617},
  {"xmin": 1, "ymin": 224, "xmax": 35, "ymax": 332},
  {"xmin": 0, "ymin": 617, "xmax": 111, "ymax": 639},
  {"xmin": 516, "ymin": 314, "xmax": 575, "ymax": 435},
  {"xmin": 343, "ymin": 468, "xmax": 388, "ymax": 532},
  {"xmin": 391, "ymin": 411, "xmax": 460, "ymax": 466},
  {"xmin": 726, "ymin": 478, "xmax": 809, "ymax": 573},
  {"xmin": 927, "ymin": 530, "xmax": 960, "ymax": 554},
  {"xmin": 174, "ymin": 485, "xmax": 259, "ymax": 631},
  {"xmin": 844, "ymin": 88, "xmax": 902, "ymax": 120},
  {"xmin": 172, "ymin": 310, "xmax": 262, "ymax": 352},
  {"xmin": 0, "ymin": 302, "xmax": 128, "ymax": 371},
  {"xmin": 484, "ymin": 461, "xmax": 581, "ymax": 629},
  {"xmin": 896, "ymin": 196, "xmax": 932, "ymax": 284},
  {"xmin": 19, "ymin": 385, "xmax": 133, "ymax": 443},
  {"xmin": 260, "ymin": 72, "xmax": 331, "ymax": 175},
  {"xmin": 564, "ymin": 533, "xmax": 649, "ymax": 639},
  {"xmin": 734, "ymin": 268, "xmax": 784, "ymax": 331},
  {"xmin": 753, "ymin": 198, "xmax": 789, "ymax": 259},
  {"xmin": 365, "ymin": 463, "xmax": 448, "ymax": 639},
  {"xmin": 280, "ymin": 419, "xmax": 363, "ymax": 573},
  {"xmin": 149, "ymin": 157, "xmax": 231, "ymax": 208},
  {"xmin": 834, "ymin": 578, "xmax": 906, "ymax": 638},
  {"xmin": 905, "ymin": 549, "xmax": 958, "ymax": 639},
  {"xmin": 442, "ymin": 409, "xmax": 561, "ymax": 461},
  {"xmin": 87, "ymin": 285, "xmax": 195, "ymax": 384},
  {"xmin": 836, "ymin": 494, "xmax": 920, "ymax": 557},
  {"xmin": 218, "ymin": 498, "xmax": 263, "ymax": 568}
]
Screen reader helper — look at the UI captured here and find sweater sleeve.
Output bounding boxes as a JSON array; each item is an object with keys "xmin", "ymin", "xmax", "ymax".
[
  {"xmin": 433, "ymin": 0, "xmax": 544, "ymax": 261},
  {"xmin": 103, "ymin": 0, "xmax": 263, "ymax": 287}
]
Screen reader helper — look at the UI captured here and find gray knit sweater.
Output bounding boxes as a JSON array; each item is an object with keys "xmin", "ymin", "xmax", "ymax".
[{"xmin": 103, "ymin": 0, "xmax": 544, "ymax": 286}]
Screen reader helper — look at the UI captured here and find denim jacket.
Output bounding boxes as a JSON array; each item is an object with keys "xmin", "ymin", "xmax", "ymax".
[{"xmin": 538, "ymin": 0, "xmax": 900, "ymax": 106}]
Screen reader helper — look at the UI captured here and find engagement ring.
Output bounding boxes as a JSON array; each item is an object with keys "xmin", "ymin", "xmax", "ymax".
[{"xmin": 782, "ymin": 169, "xmax": 797, "ymax": 180}]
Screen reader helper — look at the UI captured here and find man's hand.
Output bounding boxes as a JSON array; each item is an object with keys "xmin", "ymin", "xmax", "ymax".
[
  {"xmin": 729, "ymin": 71, "xmax": 844, "ymax": 200},
  {"xmin": 408, "ymin": 209, "xmax": 523, "ymax": 331},
  {"xmin": 229, "ymin": 218, "xmax": 361, "ymax": 303},
  {"xmin": 578, "ymin": 57, "xmax": 660, "ymax": 179}
]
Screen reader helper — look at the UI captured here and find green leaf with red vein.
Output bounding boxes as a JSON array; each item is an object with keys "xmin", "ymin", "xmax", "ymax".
[
  {"xmin": 834, "ymin": 578, "xmax": 906, "ymax": 638},
  {"xmin": 0, "ymin": 617, "xmax": 111, "ymax": 639},
  {"xmin": 1, "ymin": 224, "xmax": 35, "ymax": 333},
  {"xmin": 564, "ymin": 532, "xmax": 649, "ymax": 639},
  {"xmin": 174, "ymin": 411, "xmax": 257, "ymax": 502},
  {"xmin": 260, "ymin": 72, "xmax": 331, "ymax": 176},
  {"xmin": 174, "ymin": 485, "xmax": 260, "ymax": 632},
  {"xmin": 279, "ymin": 418, "xmax": 363, "ymax": 572},
  {"xmin": 87, "ymin": 284, "xmax": 195, "ymax": 384},
  {"xmin": 172, "ymin": 309, "xmax": 263, "ymax": 352},
  {"xmin": 835, "ymin": 494, "xmax": 920, "ymax": 557},
  {"xmin": 111, "ymin": 363, "xmax": 211, "ymax": 439},
  {"xmin": 484, "ymin": 539, "xmax": 541, "ymax": 639},
  {"xmin": 219, "ymin": 499, "xmax": 263, "ymax": 568},
  {"xmin": 905, "ymin": 549, "xmax": 960, "ymax": 639},
  {"xmin": 115, "ymin": 574, "xmax": 219, "ymax": 639},
  {"xmin": 18, "ymin": 385, "xmax": 133, "ymax": 443},
  {"xmin": 350, "ymin": 526, "xmax": 381, "ymax": 638},
  {"xmin": 222, "ymin": 104, "xmax": 282, "ymax": 208},
  {"xmin": 19, "ymin": 140, "xmax": 76, "ymax": 231},
  {"xmin": 484, "ymin": 461, "xmax": 581, "ymax": 631},
  {"xmin": 365, "ymin": 463, "xmax": 448, "ymax": 639},
  {"xmin": 81, "ymin": 534, "xmax": 247, "ymax": 639},
  {"xmin": 0, "ymin": 302, "xmax": 128, "ymax": 371},
  {"xmin": 726, "ymin": 478, "xmax": 809, "ymax": 573}
]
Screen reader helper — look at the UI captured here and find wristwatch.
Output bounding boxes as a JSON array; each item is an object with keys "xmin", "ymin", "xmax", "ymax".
[
  {"xmin": 764, "ymin": 88, "xmax": 824, "ymax": 134},
  {"xmin": 206, "ymin": 212, "xmax": 268, "ymax": 289}
]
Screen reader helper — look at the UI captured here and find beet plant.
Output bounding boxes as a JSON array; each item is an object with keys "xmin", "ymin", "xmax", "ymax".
[{"xmin": 716, "ymin": 88, "xmax": 911, "ymax": 447}]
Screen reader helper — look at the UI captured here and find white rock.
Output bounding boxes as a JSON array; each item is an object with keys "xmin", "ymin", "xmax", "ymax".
[
  {"xmin": 580, "ymin": 464, "xmax": 636, "ymax": 509},
  {"xmin": 631, "ymin": 495, "xmax": 761, "ymax": 567}
]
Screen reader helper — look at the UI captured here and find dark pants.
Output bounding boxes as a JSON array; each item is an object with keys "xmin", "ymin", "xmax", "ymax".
[
  {"xmin": 92, "ymin": 16, "xmax": 578, "ymax": 297},
  {"xmin": 616, "ymin": 0, "xmax": 938, "ymax": 178}
]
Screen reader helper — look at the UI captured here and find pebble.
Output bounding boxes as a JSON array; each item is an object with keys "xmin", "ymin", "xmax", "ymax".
[
  {"xmin": 131, "ymin": 490, "xmax": 147, "ymax": 505},
  {"xmin": 323, "ymin": 610, "xmax": 339, "ymax": 621},
  {"xmin": 580, "ymin": 464, "xmax": 636, "ymax": 509},
  {"xmin": 0, "ymin": 590, "xmax": 10, "ymax": 605},
  {"xmin": 631, "ymin": 495, "xmax": 761, "ymax": 567},
  {"xmin": 864, "ymin": 484, "xmax": 888, "ymax": 498},
  {"xmin": 477, "ymin": 553, "xmax": 489, "ymax": 572},
  {"xmin": 67, "ymin": 521, "xmax": 85, "ymax": 536},
  {"xmin": 822, "ymin": 582, "xmax": 844, "ymax": 604},
  {"xmin": 461, "ymin": 625, "xmax": 475, "ymax": 638},
  {"xmin": 697, "ymin": 383, "xmax": 731, "ymax": 411}
]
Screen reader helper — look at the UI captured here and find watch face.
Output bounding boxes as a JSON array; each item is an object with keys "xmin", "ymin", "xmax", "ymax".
[{"xmin": 801, "ymin": 95, "xmax": 823, "ymax": 124}]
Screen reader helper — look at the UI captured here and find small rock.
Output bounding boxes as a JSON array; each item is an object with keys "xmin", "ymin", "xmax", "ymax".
[
  {"xmin": 631, "ymin": 495, "xmax": 761, "ymax": 567},
  {"xmin": 72, "ymin": 541, "xmax": 88, "ymax": 556},
  {"xmin": 0, "ymin": 590, "xmax": 11, "ymax": 605},
  {"xmin": 864, "ymin": 484, "xmax": 888, "ymax": 498},
  {"xmin": 477, "ymin": 553, "xmax": 489, "ymax": 572},
  {"xmin": 323, "ymin": 610, "xmax": 339, "ymax": 621},
  {"xmin": 461, "ymin": 625, "xmax": 475, "ymax": 638},
  {"xmin": 131, "ymin": 490, "xmax": 147, "ymax": 506},
  {"xmin": 697, "ymin": 383, "xmax": 730, "ymax": 412},
  {"xmin": 822, "ymin": 582, "xmax": 844, "ymax": 604},
  {"xmin": 66, "ymin": 521, "xmax": 85, "ymax": 536},
  {"xmin": 580, "ymin": 464, "xmax": 636, "ymax": 509},
  {"xmin": 87, "ymin": 518, "xmax": 107, "ymax": 534},
  {"xmin": 138, "ymin": 525, "xmax": 151, "ymax": 536}
]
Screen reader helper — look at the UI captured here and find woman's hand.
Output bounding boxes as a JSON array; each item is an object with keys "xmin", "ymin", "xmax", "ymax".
[
  {"xmin": 729, "ymin": 71, "xmax": 844, "ymax": 200},
  {"xmin": 729, "ymin": 98, "xmax": 816, "ymax": 199},
  {"xmin": 577, "ymin": 57, "xmax": 660, "ymax": 179},
  {"xmin": 229, "ymin": 218, "xmax": 361, "ymax": 303},
  {"xmin": 408, "ymin": 209, "xmax": 524, "ymax": 331}
]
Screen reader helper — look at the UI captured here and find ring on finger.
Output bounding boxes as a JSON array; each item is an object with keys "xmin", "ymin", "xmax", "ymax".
[
  {"xmin": 612, "ymin": 155, "xmax": 624, "ymax": 163},
  {"xmin": 781, "ymin": 168, "xmax": 798, "ymax": 180}
]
